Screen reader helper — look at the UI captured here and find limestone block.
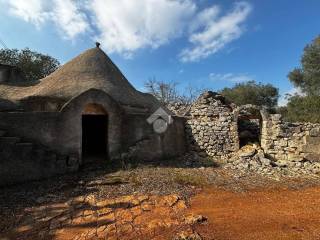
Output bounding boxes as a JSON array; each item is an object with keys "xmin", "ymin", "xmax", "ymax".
[
  {"xmin": 304, "ymin": 153, "xmax": 320, "ymax": 162},
  {"xmin": 274, "ymin": 145, "xmax": 285, "ymax": 152},
  {"xmin": 274, "ymin": 160, "xmax": 288, "ymax": 167},
  {"xmin": 287, "ymin": 153, "xmax": 303, "ymax": 162},
  {"xmin": 278, "ymin": 139, "xmax": 288, "ymax": 147},
  {"xmin": 301, "ymin": 144, "xmax": 320, "ymax": 154},
  {"xmin": 310, "ymin": 128, "xmax": 320, "ymax": 137},
  {"xmin": 266, "ymin": 150, "xmax": 278, "ymax": 154},
  {"xmin": 288, "ymin": 140, "xmax": 300, "ymax": 148},
  {"xmin": 271, "ymin": 114, "xmax": 282, "ymax": 121},
  {"xmin": 284, "ymin": 147, "xmax": 297, "ymax": 153},
  {"xmin": 274, "ymin": 153, "xmax": 287, "ymax": 161},
  {"xmin": 305, "ymin": 136, "xmax": 320, "ymax": 145},
  {"xmin": 262, "ymin": 120, "xmax": 273, "ymax": 129},
  {"xmin": 291, "ymin": 126, "xmax": 302, "ymax": 134}
]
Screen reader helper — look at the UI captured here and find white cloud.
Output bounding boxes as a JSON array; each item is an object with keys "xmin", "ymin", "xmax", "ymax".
[
  {"xmin": 180, "ymin": 1, "xmax": 252, "ymax": 62},
  {"xmin": 52, "ymin": 0, "xmax": 89, "ymax": 39},
  {"xmin": 5, "ymin": 0, "xmax": 89, "ymax": 39},
  {"xmin": 89, "ymin": 0, "xmax": 196, "ymax": 57},
  {"xmin": 209, "ymin": 72, "xmax": 253, "ymax": 83},
  {"xmin": 3, "ymin": 0, "xmax": 252, "ymax": 60},
  {"xmin": 6, "ymin": 0, "xmax": 51, "ymax": 27},
  {"xmin": 189, "ymin": 5, "xmax": 220, "ymax": 33}
]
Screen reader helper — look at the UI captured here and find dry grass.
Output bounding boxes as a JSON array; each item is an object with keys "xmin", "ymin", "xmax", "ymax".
[
  {"xmin": 173, "ymin": 172, "xmax": 208, "ymax": 186},
  {"xmin": 129, "ymin": 172, "xmax": 143, "ymax": 187}
]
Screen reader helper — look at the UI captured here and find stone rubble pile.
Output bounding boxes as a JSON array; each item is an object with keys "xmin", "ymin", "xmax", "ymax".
[{"xmin": 224, "ymin": 144, "xmax": 320, "ymax": 177}]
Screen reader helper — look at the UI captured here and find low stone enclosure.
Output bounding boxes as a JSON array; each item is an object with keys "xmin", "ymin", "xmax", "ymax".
[
  {"xmin": 0, "ymin": 47, "xmax": 320, "ymax": 186},
  {"xmin": 169, "ymin": 91, "xmax": 320, "ymax": 170}
]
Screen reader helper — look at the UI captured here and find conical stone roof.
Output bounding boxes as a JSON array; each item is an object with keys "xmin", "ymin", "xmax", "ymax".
[{"xmin": 0, "ymin": 47, "xmax": 160, "ymax": 111}]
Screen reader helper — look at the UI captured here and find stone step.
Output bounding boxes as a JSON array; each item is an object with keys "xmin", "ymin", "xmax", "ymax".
[{"xmin": 0, "ymin": 137, "xmax": 20, "ymax": 145}]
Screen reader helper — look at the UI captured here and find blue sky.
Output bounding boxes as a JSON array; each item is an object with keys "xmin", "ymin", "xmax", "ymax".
[{"xmin": 0, "ymin": 0, "xmax": 319, "ymax": 105}]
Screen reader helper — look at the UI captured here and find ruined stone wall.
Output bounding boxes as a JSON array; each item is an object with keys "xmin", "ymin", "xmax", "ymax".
[
  {"xmin": 261, "ymin": 114, "xmax": 320, "ymax": 165},
  {"xmin": 183, "ymin": 92, "xmax": 239, "ymax": 159},
  {"xmin": 169, "ymin": 92, "xmax": 320, "ymax": 166}
]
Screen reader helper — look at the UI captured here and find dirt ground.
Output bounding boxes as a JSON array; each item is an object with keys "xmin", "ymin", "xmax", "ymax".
[
  {"xmin": 1, "ymin": 164, "xmax": 320, "ymax": 239},
  {"xmin": 189, "ymin": 186, "xmax": 320, "ymax": 240}
]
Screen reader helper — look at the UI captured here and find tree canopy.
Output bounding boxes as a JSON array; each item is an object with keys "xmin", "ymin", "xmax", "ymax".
[
  {"xmin": 219, "ymin": 81, "xmax": 279, "ymax": 109},
  {"xmin": 280, "ymin": 95, "xmax": 320, "ymax": 123},
  {"xmin": 288, "ymin": 35, "xmax": 320, "ymax": 95},
  {"xmin": 0, "ymin": 48, "xmax": 60, "ymax": 82},
  {"xmin": 281, "ymin": 35, "xmax": 320, "ymax": 123}
]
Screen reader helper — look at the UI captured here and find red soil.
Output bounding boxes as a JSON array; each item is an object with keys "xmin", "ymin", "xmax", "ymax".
[{"xmin": 188, "ymin": 186, "xmax": 320, "ymax": 240}]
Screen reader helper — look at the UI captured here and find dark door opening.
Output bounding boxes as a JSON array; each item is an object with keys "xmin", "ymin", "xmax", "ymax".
[
  {"xmin": 82, "ymin": 115, "xmax": 108, "ymax": 162},
  {"xmin": 238, "ymin": 109, "xmax": 262, "ymax": 147}
]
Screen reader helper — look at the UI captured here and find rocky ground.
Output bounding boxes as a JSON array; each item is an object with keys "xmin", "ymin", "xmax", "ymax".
[
  {"xmin": 1, "ymin": 156, "xmax": 320, "ymax": 240},
  {"xmin": 224, "ymin": 144, "xmax": 320, "ymax": 179}
]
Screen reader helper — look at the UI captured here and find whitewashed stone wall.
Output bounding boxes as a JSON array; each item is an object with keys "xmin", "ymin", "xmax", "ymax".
[{"xmin": 261, "ymin": 114, "xmax": 320, "ymax": 164}]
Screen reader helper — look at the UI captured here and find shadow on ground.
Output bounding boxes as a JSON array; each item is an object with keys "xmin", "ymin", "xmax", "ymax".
[{"xmin": 0, "ymin": 156, "xmax": 217, "ymax": 239}]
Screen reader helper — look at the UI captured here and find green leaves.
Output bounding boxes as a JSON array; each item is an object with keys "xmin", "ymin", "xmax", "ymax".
[
  {"xmin": 281, "ymin": 95, "xmax": 320, "ymax": 123},
  {"xmin": 282, "ymin": 35, "xmax": 320, "ymax": 123},
  {"xmin": 288, "ymin": 35, "xmax": 320, "ymax": 95},
  {"xmin": 219, "ymin": 81, "xmax": 279, "ymax": 109},
  {"xmin": 0, "ymin": 48, "xmax": 60, "ymax": 82}
]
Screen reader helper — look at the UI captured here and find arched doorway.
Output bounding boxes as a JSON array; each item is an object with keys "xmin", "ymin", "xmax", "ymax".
[
  {"xmin": 237, "ymin": 106, "xmax": 263, "ymax": 147},
  {"xmin": 82, "ymin": 103, "xmax": 108, "ymax": 164}
]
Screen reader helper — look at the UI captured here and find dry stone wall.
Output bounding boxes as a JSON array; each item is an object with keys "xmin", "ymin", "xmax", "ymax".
[
  {"xmin": 262, "ymin": 114, "xmax": 320, "ymax": 165},
  {"xmin": 167, "ymin": 102, "xmax": 190, "ymax": 116},
  {"xmin": 168, "ymin": 91, "xmax": 320, "ymax": 168},
  {"xmin": 183, "ymin": 91, "xmax": 239, "ymax": 159}
]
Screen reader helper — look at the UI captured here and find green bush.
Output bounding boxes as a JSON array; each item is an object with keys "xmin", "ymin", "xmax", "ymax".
[
  {"xmin": 220, "ymin": 81, "xmax": 279, "ymax": 109},
  {"xmin": 280, "ymin": 95, "xmax": 320, "ymax": 123}
]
